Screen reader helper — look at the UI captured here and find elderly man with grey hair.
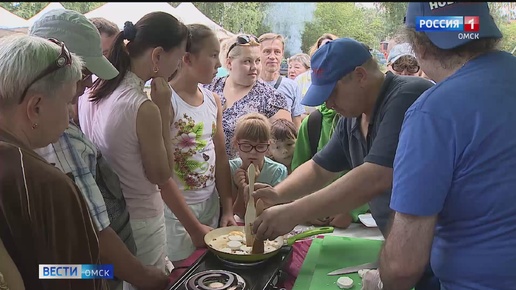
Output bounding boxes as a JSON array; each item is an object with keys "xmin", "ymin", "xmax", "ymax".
[
  {"xmin": 0, "ymin": 34, "xmax": 105, "ymax": 290},
  {"xmin": 30, "ymin": 9, "xmax": 170, "ymax": 290}
]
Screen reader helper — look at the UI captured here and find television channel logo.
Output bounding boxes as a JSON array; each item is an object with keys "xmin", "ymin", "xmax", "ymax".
[
  {"xmin": 416, "ymin": 16, "xmax": 480, "ymax": 32},
  {"xmin": 38, "ymin": 264, "xmax": 114, "ymax": 279}
]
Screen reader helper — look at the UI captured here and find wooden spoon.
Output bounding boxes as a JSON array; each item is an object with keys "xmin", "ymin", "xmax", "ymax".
[
  {"xmin": 251, "ymin": 199, "xmax": 265, "ymax": 254},
  {"xmin": 244, "ymin": 163, "xmax": 256, "ymax": 246}
]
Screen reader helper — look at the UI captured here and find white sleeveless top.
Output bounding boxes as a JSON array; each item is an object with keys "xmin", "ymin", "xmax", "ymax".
[
  {"xmin": 78, "ymin": 71, "xmax": 163, "ymax": 219},
  {"xmin": 170, "ymin": 85, "xmax": 218, "ymax": 204}
]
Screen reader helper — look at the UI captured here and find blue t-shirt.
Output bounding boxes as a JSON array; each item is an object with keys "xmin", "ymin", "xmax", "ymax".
[
  {"xmin": 391, "ymin": 51, "xmax": 516, "ymax": 290},
  {"xmin": 265, "ymin": 77, "xmax": 305, "ymax": 117},
  {"xmin": 229, "ymin": 157, "xmax": 287, "ymax": 186}
]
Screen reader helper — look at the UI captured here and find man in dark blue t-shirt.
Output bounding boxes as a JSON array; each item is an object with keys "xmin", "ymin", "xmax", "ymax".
[{"xmin": 362, "ymin": 3, "xmax": 516, "ymax": 290}]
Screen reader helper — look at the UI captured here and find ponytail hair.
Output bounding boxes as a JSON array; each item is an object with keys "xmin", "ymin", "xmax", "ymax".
[{"xmin": 89, "ymin": 12, "xmax": 189, "ymax": 103}]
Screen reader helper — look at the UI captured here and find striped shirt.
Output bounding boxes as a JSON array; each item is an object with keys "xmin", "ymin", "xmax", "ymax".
[
  {"xmin": 0, "ymin": 128, "xmax": 106, "ymax": 290},
  {"xmin": 35, "ymin": 121, "xmax": 110, "ymax": 231}
]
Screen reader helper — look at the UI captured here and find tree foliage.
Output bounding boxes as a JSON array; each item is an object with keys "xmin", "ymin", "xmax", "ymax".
[
  {"xmin": 2, "ymin": 2, "xmax": 514, "ymax": 55},
  {"xmin": 0, "ymin": 2, "xmax": 104, "ymax": 19},
  {"xmin": 301, "ymin": 3, "xmax": 386, "ymax": 53},
  {"xmin": 375, "ymin": 2, "xmax": 408, "ymax": 39},
  {"xmin": 188, "ymin": 2, "xmax": 268, "ymax": 35}
]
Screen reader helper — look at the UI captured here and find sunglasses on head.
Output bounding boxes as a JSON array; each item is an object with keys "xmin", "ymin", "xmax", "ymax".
[
  {"xmin": 392, "ymin": 62, "xmax": 420, "ymax": 74},
  {"xmin": 19, "ymin": 38, "xmax": 73, "ymax": 104},
  {"xmin": 226, "ymin": 34, "xmax": 260, "ymax": 58}
]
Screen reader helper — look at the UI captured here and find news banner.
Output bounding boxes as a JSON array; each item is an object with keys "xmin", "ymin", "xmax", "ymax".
[
  {"xmin": 416, "ymin": 16, "xmax": 480, "ymax": 39},
  {"xmin": 39, "ymin": 264, "xmax": 114, "ymax": 279}
]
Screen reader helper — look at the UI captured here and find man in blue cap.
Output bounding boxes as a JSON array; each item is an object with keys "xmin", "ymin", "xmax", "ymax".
[
  {"xmin": 249, "ymin": 33, "xmax": 435, "ymax": 278},
  {"xmin": 361, "ymin": 2, "xmax": 516, "ymax": 290}
]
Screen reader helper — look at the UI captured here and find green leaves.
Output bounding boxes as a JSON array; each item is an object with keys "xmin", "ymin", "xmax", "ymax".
[
  {"xmin": 0, "ymin": 2, "xmax": 105, "ymax": 19},
  {"xmin": 301, "ymin": 3, "xmax": 386, "ymax": 53},
  {"xmin": 193, "ymin": 2, "xmax": 265, "ymax": 35}
]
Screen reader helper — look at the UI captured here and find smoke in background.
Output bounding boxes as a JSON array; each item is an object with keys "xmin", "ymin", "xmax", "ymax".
[{"xmin": 263, "ymin": 2, "xmax": 316, "ymax": 56}]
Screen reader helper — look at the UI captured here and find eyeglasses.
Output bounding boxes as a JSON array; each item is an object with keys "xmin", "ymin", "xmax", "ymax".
[
  {"xmin": 238, "ymin": 142, "xmax": 269, "ymax": 153},
  {"xmin": 18, "ymin": 38, "xmax": 73, "ymax": 104},
  {"xmin": 391, "ymin": 62, "xmax": 420, "ymax": 74},
  {"xmin": 226, "ymin": 35, "xmax": 260, "ymax": 58}
]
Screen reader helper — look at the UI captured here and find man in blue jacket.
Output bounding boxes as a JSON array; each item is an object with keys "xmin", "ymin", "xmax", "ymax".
[{"xmin": 363, "ymin": 2, "xmax": 516, "ymax": 290}]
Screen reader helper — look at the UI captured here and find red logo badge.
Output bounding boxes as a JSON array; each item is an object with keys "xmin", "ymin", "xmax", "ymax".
[{"xmin": 464, "ymin": 16, "xmax": 479, "ymax": 32}]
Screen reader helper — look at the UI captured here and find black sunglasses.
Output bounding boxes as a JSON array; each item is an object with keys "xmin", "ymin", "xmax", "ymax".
[
  {"xmin": 226, "ymin": 35, "xmax": 260, "ymax": 58},
  {"xmin": 19, "ymin": 38, "xmax": 73, "ymax": 104},
  {"xmin": 392, "ymin": 62, "xmax": 420, "ymax": 74},
  {"xmin": 238, "ymin": 142, "xmax": 269, "ymax": 153}
]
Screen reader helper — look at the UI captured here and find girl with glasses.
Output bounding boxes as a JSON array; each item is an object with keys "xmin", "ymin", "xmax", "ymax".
[{"xmin": 229, "ymin": 113, "xmax": 288, "ymax": 219}]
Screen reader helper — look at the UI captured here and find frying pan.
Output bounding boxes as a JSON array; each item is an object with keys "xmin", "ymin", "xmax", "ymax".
[{"xmin": 204, "ymin": 226, "xmax": 334, "ymax": 263}]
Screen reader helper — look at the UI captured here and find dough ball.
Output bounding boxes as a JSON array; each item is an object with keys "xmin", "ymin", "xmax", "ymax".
[
  {"xmin": 227, "ymin": 240, "xmax": 242, "ymax": 249},
  {"xmin": 336, "ymin": 276, "xmax": 354, "ymax": 289}
]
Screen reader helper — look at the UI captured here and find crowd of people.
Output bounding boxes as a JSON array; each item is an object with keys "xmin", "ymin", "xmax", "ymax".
[{"xmin": 0, "ymin": 2, "xmax": 515, "ymax": 290}]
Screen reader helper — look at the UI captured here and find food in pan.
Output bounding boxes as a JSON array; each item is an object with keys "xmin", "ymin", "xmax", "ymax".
[{"xmin": 208, "ymin": 230, "xmax": 281, "ymax": 254}]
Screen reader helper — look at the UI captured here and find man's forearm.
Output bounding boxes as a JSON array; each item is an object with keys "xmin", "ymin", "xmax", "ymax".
[
  {"xmin": 275, "ymin": 160, "xmax": 337, "ymax": 203},
  {"xmin": 215, "ymin": 156, "xmax": 234, "ymax": 215},
  {"xmin": 292, "ymin": 162, "xmax": 392, "ymax": 223},
  {"xmin": 98, "ymin": 227, "xmax": 167, "ymax": 288},
  {"xmin": 160, "ymin": 178, "xmax": 203, "ymax": 234},
  {"xmin": 379, "ymin": 213, "xmax": 435, "ymax": 290}
]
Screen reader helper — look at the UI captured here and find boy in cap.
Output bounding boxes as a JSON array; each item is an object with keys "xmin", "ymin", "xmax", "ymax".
[
  {"xmin": 30, "ymin": 9, "xmax": 170, "ymax": 290},
  {"xmin": 363, "ymin": 2, "xmax": 516, "ymax": 290},
  {"xmin": 249, "ymin": 34, "xmax": 433, "ymax": 262}
]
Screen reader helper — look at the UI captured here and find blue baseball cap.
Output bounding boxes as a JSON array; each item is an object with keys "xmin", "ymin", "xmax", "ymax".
[
  {"xmin": 405, "ymin": 2, "xmax": 502, "ymax": 50},
  {"xmin": 301, "ymin": 38, "xmax": 372, "ymax": 107}
]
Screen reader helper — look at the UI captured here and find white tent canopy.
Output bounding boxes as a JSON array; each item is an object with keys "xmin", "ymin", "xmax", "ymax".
[
  {"xmin": 28, "ymin": 2, "xmax": 65, "ymax": 26},
  {"xmin": 175, "ymin": 2, "xmax": 234, "ymax": 39},
  {"xmin": 0, "ymin": 7, "xmax": 29, "ymax": 29},
  {"xmin": 84, "ymin": 2, "xmax": 180, "ymax": 29}
]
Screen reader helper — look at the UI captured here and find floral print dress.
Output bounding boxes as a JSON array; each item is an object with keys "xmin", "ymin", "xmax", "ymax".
[
  {"xmin": 170, "ymin": 86, "xmax": 219, "ymax": 204},
  {"xmin": 205, "ymin": 77, "xmax": 289, "ymax": 158}
]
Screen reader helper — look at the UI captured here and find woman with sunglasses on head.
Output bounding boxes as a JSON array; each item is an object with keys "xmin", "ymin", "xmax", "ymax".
[
  {"xmin": 229, "ymin": 113, "xmax": 288, "ymax": 219},
  {"xmin": 0, "ymin": 35, "xmax": 106, "ymax": 290},
  {"xmin": 204, "ymin": 34, "xmax": 291, "ymax": 159},
  {"xmin": 79, "ymin": 12, "xmax": 198, "ymax": 285}
]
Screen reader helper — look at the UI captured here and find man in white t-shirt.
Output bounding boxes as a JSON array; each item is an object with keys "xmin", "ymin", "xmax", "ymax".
[{"xmin": 258, "ymin": 33, "xmax": 305, "ymax": 129}]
